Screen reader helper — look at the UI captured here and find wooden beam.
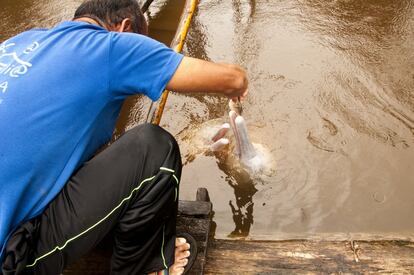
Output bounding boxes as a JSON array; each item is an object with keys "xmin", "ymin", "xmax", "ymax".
[
  {"xmin": 205, "ymin": 239, "xmax": 414, "ymax": 274},
  {"xmin": 178, "ymin": 200, "xmax": 212, "ymax": 217}
]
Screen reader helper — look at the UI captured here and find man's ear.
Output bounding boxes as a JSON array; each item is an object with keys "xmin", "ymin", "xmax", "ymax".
[{"xmin": 120, "ymin": 18, "xmax": 133, "ymax": 33}]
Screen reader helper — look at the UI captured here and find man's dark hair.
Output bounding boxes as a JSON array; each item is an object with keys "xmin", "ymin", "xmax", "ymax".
[{"xmin": 74, "ymin": 0, "xmax": 147, "ymax": 34}]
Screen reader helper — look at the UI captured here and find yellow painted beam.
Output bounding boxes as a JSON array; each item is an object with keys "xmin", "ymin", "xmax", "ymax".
[{"xmin": 152, "ymin": 0, "xmax": 199, "ymax": 125}]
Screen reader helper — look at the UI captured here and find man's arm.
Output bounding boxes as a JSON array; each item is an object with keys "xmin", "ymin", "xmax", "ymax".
[{"xmin": 166, "ymin": 57, "xmax": 248, "ymax": 100}]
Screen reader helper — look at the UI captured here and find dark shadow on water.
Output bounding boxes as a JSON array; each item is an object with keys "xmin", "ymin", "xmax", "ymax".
[
  {"xmin": 215, "ymin": 152, "xmax": 257, "ymax": 238},
  {"xmin": 208, "ymin": 0, "xmax": 259, "ymax": 238}
]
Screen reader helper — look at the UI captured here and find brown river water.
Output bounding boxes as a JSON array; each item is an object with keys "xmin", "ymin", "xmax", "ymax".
[{"xmin": 1, "ymin": 0, "xmax": 413, "ymax": 240}]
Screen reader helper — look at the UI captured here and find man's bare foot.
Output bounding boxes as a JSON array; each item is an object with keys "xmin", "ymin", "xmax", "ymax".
[
  {"xmin": 170, "ymin": 237, "xmax": 191, "ymax": 275},
  {"xmin": 149, "ymin": 237, "xmax": 191, "ymax": 275}
]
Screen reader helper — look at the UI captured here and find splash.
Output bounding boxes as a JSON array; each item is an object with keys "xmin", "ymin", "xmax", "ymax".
[
  {"xmin": 210, "ymin": 110, "xmax": 270, "ymax": 173},
  {"xmin": 178, "ymin": 102, "xmax": 274, "ymax": 176}
]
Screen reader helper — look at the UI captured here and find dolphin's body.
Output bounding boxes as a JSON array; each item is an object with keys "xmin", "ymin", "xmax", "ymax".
[{"xmin": 178, "ymin": 108, "xmax": 274, "ymax": 176}]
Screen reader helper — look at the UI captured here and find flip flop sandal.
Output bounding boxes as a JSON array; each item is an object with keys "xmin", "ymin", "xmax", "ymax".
[{"xmin": 176, "ymin": 232, "xmax": 198, "ymax": 274}]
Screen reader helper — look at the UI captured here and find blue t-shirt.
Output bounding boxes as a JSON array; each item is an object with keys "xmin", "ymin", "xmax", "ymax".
[{"xmin": 0, "ymin": 21, "xmax": 183, "ymax": 259}]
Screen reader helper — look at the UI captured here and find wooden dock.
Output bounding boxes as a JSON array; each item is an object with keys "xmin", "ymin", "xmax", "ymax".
[
  {"xmin": 176, "ymin": 188, "xmax": 212, "ymax": 274},
  {"xmin": 205, "ymin": 238, "xmax": 414, "ymax": 274}
]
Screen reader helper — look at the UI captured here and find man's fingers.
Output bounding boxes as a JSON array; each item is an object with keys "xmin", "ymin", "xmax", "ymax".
[
  {"xmin": 242, "ymin": 88, "xmax": 248, "ymax": 99},
  {"xmin": 230, "ymin": 89, "xmax": 248, "ymax": 102}
]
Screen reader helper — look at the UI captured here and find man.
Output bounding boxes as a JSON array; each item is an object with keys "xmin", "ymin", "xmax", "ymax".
[{"xmin": 0, "ymin": 0, "xmax": 248, "ymax": 274}]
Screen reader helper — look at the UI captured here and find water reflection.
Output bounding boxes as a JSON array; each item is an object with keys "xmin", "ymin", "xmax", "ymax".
[
  {"xmin": 215, "ymin": 153, "xmax": 257, "ymax": 237},
  {"xmin": 0, "ymin": 0, "xmax": 81, "ymax": 42},
  {"xmin": 211, "ymin": 0, "xmax": 260, "ymax": 238},
  {"xmin": 184, "ymin": 7, "xmax": 209, "ymax": 61},
  {"xmin": 298, "ymin": 0, "xmax": 413, "ymax": 39},
  {"xmin": 297, "ymin": 0, "xmax": 414, "ymax": 148}
]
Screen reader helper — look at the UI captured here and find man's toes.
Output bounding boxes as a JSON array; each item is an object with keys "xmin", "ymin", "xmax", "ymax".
[
  {"xmin": 176, "ymin": 240, "xmax": 190, "ymax": 251},
  {"xmin": 178, "ymin": 243, "xmax": 190, "ymax": 251},
  {"xmin": 175, "ymin": 240, "xmax": 190, "ymax": 254},
  {"xmin": 174, "ymin": 248, "xmax": 183, "ymax": 258},
  {"xmin": 173, "ymin": 237, "xmax": 192, "ymax": 274},
  {"xmin": 171, "ymin": 266, "xmax": 185, "ymax": 275},
  {"xmin": 176, "ymin": 249, "xmax": 190, "ymax": 261},
  {"xmin": 175, "ymin": 237, "xmax": 187, "ymax": 246},
  {"xmin": 177, "ymin": 258, "xmax": 188, "ymax": 267}
]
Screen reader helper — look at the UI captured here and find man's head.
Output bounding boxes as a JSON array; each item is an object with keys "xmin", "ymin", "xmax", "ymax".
[{"xmin": 74, "ymin": 0, "xmax": 148, "ymax": 34}]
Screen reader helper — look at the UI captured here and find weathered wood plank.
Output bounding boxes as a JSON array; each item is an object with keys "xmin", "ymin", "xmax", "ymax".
[
  {"xmin": 196, "ymin": 188, "xmax": 211, "ymax": 202},
  {"xmin": 205, "ymin": 240, "xmax": 414, "ymax": 274},
  {"xmin": 178, "ymin": 200, "xmax": 212, "ymax": 217},
  {"xmin": 177, "ymin": 215, "xmax": 211, "ymax": 275},
  {"xmin": 176, "ymin": 189, "xmax": 213, "ymax": 275}
]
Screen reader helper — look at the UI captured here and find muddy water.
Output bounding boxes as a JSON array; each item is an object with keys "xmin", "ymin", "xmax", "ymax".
[
  {"xmin": 164, "ymin": 0, "xmax": 414, "ymax": 239},
  {"xmin": 1, "ymin": 0, "xmax": 414, "ymax": 240}
]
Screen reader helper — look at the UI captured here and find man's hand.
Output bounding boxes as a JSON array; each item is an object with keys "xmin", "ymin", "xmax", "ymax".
[{"xmin": 166, "ymin": 57, "xmax": 248, "ymax": 100}]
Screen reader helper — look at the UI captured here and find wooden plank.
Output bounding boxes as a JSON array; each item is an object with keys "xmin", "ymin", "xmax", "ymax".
[
  {"xmin": 177, "ymin": 215, "xmax": 211, "ymax": 275},
  {"xmin": 205, "ymin": 240, "xmax": 414, "ymax": 274},
  {"xmin": 176, "ymin": 189, "xmax": 213, "ymax": 275},
  {"xmin": 196, "ymin": 188, "xmax": 210, "ymax": 203},
  {"xmin": 241, "ymin": 233, "xmax": 414, "ymax": 242},
  {"xmin": 178, "ymin": 200, "xmax": 212, "ymax": 217}
]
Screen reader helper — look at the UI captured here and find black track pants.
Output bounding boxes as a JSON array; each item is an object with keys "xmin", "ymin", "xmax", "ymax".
[{"xmin": 1, "ymin": 124, "xmax": 182, "ymax": 275}]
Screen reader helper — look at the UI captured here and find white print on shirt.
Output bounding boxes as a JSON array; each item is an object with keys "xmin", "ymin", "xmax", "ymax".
[
  {"xmin": 0, "ymin": 41, "xmax": 15, "ymax": 53},
  {"xmin": 0, "ymin": 40, "xmax": 40, "ymax": 104},
  {"xmin": 23, "ymin": 42, "xmax": 40, "ymax": 54},
  {"xmin": 0, "ymin": 43, "xmax": 33, "ymax": 78},
  {"xmin": 0, "ymin": 81, "xmax": 8, "ymax": 93}
]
